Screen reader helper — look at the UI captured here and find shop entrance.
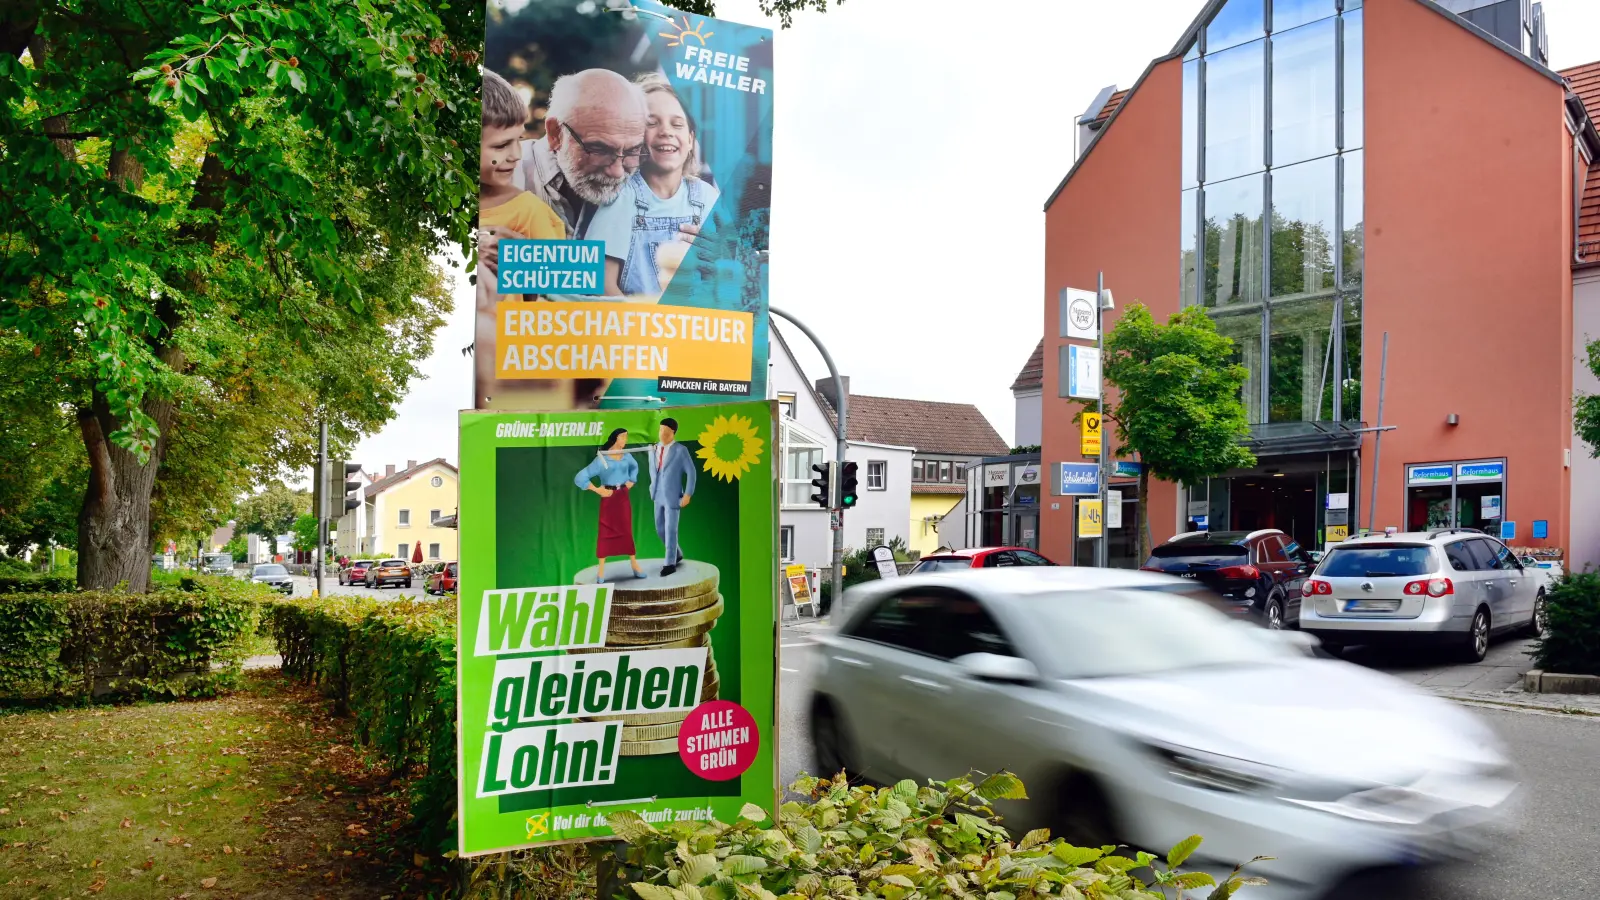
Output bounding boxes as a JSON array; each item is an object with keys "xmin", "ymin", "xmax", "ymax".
[{"xmin": 1228, "ymin": 474, "xmax": 1319, "ymax": 551}]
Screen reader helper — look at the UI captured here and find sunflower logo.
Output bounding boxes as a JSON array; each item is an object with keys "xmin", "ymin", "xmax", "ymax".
[{"xmin": 695, "ymin": 414, "xmax": 764, "ymax": 482}]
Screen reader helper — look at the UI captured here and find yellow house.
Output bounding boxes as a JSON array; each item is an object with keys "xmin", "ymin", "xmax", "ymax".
[{"xmin": 335, "ymin": 459, "xmax": 459, "ymax": 562}]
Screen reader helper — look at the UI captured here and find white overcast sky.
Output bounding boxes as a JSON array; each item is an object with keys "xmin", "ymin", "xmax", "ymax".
[{"xmin": 349, "ymin": 0, "xmax": 1600, "ymax": 476}]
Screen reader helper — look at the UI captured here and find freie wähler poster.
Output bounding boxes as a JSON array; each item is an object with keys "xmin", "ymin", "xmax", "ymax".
[
  {"xmin": 456, "ymin": 402, "xmax": 778, "ymax": 855},
  {"xmin": 475, "ymin": 0, "xmax": 773, "ymax": 413}
]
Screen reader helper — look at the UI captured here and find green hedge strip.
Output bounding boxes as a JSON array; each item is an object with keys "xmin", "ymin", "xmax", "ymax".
[
  {"xmin": 0, "ymin": 575, "xmax": 269, "ymax": 703},
  {"xmin": 268, "ymin": 597, "xmax": 459, "ymax": 852}
]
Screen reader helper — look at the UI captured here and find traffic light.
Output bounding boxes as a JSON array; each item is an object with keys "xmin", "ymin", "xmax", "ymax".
[
  {"xmin": 838, "ymin": 461, "xmax": 860, "ymax": 509},
  {"xmin": 325, "ymin": 461, "xmax": 362, "ymax": 517},
  {"xmin": 809, "ymin": 461, "xmax": 835, "ymax": 509}
]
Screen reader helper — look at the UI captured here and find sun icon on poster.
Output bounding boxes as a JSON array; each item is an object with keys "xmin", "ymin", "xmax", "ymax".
[
  {"xmin": 696, "ymin": 414, "xmax": 764, "ymax": 482},
  {"xmin": 659, "ymin": 15, "xmax": 714, "ymax": 47}
]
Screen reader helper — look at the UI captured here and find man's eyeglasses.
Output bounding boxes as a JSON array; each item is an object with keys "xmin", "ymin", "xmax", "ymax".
[{"xmin": 561, "ymin": 123, "xmax": 645, "ymax": 166}]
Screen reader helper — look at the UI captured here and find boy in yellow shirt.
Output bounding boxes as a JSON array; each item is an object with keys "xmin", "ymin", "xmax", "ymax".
[{"xmin": 479, "ymin": 67, "xmax": 564, "ymax": 243}]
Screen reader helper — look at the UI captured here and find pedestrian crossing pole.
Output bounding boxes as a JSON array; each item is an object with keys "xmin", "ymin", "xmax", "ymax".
[{"xmin": 316, "ymin": 418, "xmax": 328, "ymax": 597}]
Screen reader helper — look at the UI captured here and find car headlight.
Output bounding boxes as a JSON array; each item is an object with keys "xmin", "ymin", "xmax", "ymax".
[{"xmin": 1144, "ymin": 742, "xmax": 1283, "ymax": 794}]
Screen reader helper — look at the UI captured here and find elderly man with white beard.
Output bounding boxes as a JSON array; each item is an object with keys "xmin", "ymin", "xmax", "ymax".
[{"xmin": 518, "ymin": 69, "xmax": 647, "ymax": 241}]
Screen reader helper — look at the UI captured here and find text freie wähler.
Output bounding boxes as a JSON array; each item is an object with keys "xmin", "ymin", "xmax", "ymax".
[{"xmin": 472, "ymin": 585, "xmax": 708, "ymax": 797}]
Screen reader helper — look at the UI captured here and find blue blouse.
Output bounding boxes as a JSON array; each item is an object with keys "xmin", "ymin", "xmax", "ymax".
[{"xmin": 574, "ymin": 452, "xmax": 638, "ymax": 489}]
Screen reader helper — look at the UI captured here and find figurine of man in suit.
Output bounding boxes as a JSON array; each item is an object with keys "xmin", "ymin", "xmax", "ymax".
[{"xmin": 647, "ymin": 417, "xmax": 696, "ymax": 576}]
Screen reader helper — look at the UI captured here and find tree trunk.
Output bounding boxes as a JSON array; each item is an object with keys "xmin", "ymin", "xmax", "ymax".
[
  {"xmin": 75, "ymin": 347, "xmax": 184, "ymax": 592},
  {"xmin": 1136, "ymin": 467, "xmax": 1152, "ymax": 564}
]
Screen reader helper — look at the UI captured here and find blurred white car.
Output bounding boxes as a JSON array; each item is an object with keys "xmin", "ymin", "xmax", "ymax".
[{"xmin": 810, "ymin": 568, "xmax": 1518, "ymax": 900}]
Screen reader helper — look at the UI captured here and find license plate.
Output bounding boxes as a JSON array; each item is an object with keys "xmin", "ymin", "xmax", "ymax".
[{"xmin": 1344, "ymin": 599, "xmax": 1401, "ymax": 612}]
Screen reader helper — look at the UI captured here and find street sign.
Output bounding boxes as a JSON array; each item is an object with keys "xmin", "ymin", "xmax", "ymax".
[
  {"xmin": 1060, "ymin": 288, "xmax": 1099, "ymax": 341},
  {"xmin": 1077, "ymin": 499, "xmax": 1103, "ymax": 540},
  {"xmin": 1056, "ymin": 462, "xmax": 1100, "ymax": 496},
  {"xmin": 1106, "ymin": 490, "xmax": 1122, "ymax": 529},
  {"xmin": 870, "ymin": 545, "xmax": 898, "ymax": 579},
  {"xmin": 1326, "ymin": 525, "xmax": 1349, "ymax": 543},
  {"xmin": 1081, "ymin": 413, "xmax": 1102, "ymax": 457},
  {"xmin": 1066, "ymin": 345, "xmax": 1101, "ymax": 400}
]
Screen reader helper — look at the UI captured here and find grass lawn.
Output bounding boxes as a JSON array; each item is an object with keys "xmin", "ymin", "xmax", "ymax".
[{"xmin": 0, "ymin": 673, "xmax": 448, "ymax": 899}]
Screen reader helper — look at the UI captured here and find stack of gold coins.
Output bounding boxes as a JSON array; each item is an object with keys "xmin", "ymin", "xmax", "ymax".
[{"xmin": 571, "ymin": 559, "xmax": 723, "ymax": 755}]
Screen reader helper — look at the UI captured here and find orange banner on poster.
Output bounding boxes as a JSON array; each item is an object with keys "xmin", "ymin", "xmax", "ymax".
[{"xmin": 495, "ymin": 302, "xmax": 755, "ymax": 382}]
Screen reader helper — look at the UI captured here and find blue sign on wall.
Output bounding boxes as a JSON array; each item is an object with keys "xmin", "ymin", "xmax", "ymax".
[
  {"xmin": 1406, "ymin": 464, "xmax": 1454, "ymax": 486},
  {"xmin": 1501, "ymin": 521, "xmax": 1517, "ymax": 541},
  {"xmin": 1057, "ymin": 462, "xmax": 1100, "ymax": 495},
  {"xmin": 1112, "ymin": 460, "xmax": 1144, "ymax": 478},
  {"xmin": 1456, "ymin": 461, "xmax": 1505, "ymax": 483},
  {"xmin": 1533, "ymin": 520, "xmax": 1548, "ymax": 539}
]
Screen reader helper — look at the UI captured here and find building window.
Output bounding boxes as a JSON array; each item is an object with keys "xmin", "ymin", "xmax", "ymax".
[
  {"xmin": 913, "ymin": 460, "xmax": 925, "ymax": 482},
  {"xmin": 1204, "ymin": 173, "xmax": 1265, "ymax": 308},
  {"xmin": 429, "ymin": 509, "xmax": 441, "ymax": 525},
  {"xmin": 1203, "ymin": 39, "xmax": 1266, "ymax": 183},
  {"xmin": 866, "ymin": 460, "xmax": 887, "ymax": 491},
  {"xmin": 1270, "ymin": 156, "xmax": 1337, "ymax": 298},
  {"xmin": 1205, "ymin": 0, "xmax": 1264, "ymax": 55},
  {"xmin": 1270, "ymin": 16, "xmax": 1337, "ymax": 168},
  {"xmin": 782, "ymin": 424, "xmax": 824, "ymax": 507},
  {"xmin": 780, "ymin": 525, "xmax": 795, "ymax": 561},
  {"xmin": 866, "ymin": 527, "xmax": 886, "ymax": 547},
  {"xmin": 428, "ymin": 543, "xmax": 441, "ymax": 560},
  {"xmin": 397, "ymin": 544, "xmax": 408, "ymax": 559},
  {"xmin": 1342, "ymin": 9, "xmax": 1364, "ymax": 151},
  {"xmin": 939, "ymin": 461, "xmax": 953, "ymax": 483},
  {"xmin": 778, "ymin": 392, "xmax": 797, "ymax": 419},
  {"xmin": 955, "ymin": 463, "xmax": 967, "ymax": 483},
  {"xmin": 431, "ymin": 476, "xmax": 443, "ymax": 488},
  {"xmin": 397, "ymin": 509, "xmax": 411, "ymax": 527}
]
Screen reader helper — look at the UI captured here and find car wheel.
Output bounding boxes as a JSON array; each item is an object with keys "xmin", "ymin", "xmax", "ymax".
[
  {"xmin": 1459, "ymin": 608, "xmax": 1490, "ymax": 663},
  {"xmin": 1264, "ymin": 594, "xmax": 1286, "ymax": 631},
  {"xmin": 810, "ymin": 699, "xmax": 856, "ymax": 779},
  {"xmin": 1529, "ymin": 590, "xmax": 1548, "ymax": 636},
  {"xmin": 404, "ymin": 580, "xmax": 412, "ymax": 589},
  {"xmin": 1052, "ymin": 772, "xmax": 1118, "ymax": 849}
]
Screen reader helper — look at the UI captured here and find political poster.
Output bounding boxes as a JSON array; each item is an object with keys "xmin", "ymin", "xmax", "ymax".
[
  {"xmin": 456, "ymin": 402, "xmax": 778, "ymax": 855},
  {"xmin": 476, "ymin": 0, "xmax": 774, "ymax": 412}
]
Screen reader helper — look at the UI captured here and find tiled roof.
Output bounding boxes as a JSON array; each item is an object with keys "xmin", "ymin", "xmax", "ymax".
[
  {"xmin": 1564, "ymin": 61, "xmax": 1600, "ymax": 265},
  {"xmin": 824, "ymin": 395, "xmax": 1009, "ymax": 457},
  {"xmin": 912, "ymin": 483, "xmax": 968, "ymax": 495},
  {"xmin": 1090, "ymin": 89, "xmax": 1127, "ymax": 126},
  {"xmin": 1010, "ymin": 340, "xmax": 1044, "ymax": 393},
  {"xmin": 363, "ymin": 458, "xmax": 457, "ymax": 497}
]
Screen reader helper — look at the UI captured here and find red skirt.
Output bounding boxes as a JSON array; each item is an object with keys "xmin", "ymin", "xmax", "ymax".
[{"xmin": 597, "ymin": 484, "xmax": 636, "ymax": 558}]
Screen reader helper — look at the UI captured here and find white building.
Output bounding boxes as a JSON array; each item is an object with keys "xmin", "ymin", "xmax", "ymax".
[{"xmin": 768, "ymin": 327, "xmax": 914, "ymax": 569}]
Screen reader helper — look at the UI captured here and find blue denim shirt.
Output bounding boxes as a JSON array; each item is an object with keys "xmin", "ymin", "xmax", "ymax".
[{"xmin": 574, "ymin": 453, "xmax": 639, "ymax": 490}]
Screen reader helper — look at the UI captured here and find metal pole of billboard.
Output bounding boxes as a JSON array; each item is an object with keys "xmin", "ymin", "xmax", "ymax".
[
  {"xmin": 1095, "ymin": 271, "xmax": 1108, "ymax": 569},
  {"xmin": 768, "ymin": 306, "xmax": 848, "ymax": 610}
]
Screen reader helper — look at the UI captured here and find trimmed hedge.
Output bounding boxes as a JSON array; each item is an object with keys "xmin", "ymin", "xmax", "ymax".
[
  {"xmin": 1531, "ymin": 571, "xmax": 1600, "ymax": 676},
  {"xmin": 0, "ymin": 573, "xmax": 76, "ymax": 594},
  {"xmin": 0, "ymin": 574, "xmax": 269, "ymax": 703},
  {"xmin": 268, "ymin": 596, "xmax": 458, "ymax": 851}
]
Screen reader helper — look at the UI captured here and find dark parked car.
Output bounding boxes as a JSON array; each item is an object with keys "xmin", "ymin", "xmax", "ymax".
[
  {"xmin": 425, "ymin": 561, "xmax": 458, "ymax": 595},
  {"xmin": 1141, "ymin": 529, "xmax": 1313, "ymax": 630},
  {"xmin": 338, "ymin": 561, "xmax": 371, "ymax": 586},
  {"xmin": 908, "ymin": 547, "xmax": 1057, "ymax": 573},
  {"xmin": 365, "ymin": 559, "xmax": 413, "ymax": 589}
]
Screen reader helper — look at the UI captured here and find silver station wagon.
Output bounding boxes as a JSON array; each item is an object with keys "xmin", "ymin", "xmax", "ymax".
[{"xmin": 1300, "ymin": 530, "xmax": 1546, "ymax": 662}]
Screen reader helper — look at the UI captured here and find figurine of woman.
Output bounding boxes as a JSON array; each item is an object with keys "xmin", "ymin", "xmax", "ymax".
[{"xmin": 574, "ymin": 427, "xmax": 645, "ymax": 582}]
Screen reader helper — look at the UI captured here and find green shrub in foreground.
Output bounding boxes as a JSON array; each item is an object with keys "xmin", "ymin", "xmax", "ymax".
[
  {"xmin": 1531, "ymin": 571, "xmax": 1600, "ymax": 676},
  {"xmin": 611, "ymin": 772, "xmax": 1265, "ymax": 900},
  {"xmin": 0, "ymin": 574, "xmax": 268, "ymax": 703}
]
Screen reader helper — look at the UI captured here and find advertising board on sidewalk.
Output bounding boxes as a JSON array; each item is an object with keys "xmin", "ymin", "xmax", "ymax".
[
  {"xmin": 456, "ymin": 402, "xmax": 778, "ymax": 855},
  {"xmin": 475, "ymin": 0, "xmax": 774, "ymax": 413}
]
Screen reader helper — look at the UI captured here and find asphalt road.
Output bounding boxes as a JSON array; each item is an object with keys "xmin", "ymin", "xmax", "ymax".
[
  {"xmin": 777, "ymin": 629, "xmax": 1600, "ymax": 900},
  {"xmin": 282, "ymin": 572, "xmax": 441, "ymax": 599}
]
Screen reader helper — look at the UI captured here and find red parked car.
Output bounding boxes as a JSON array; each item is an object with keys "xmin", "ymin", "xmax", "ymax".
[
  {"xmin": 425, "ymin": 562, "xmax": 458, "ymax": 595},
  {"xmin": 908, "ymin": 546, "xmax": 1057, "ymax": 573},
  {"xmin": 338, "ymin": 561, "xmax": 372, "ymax": 586}
]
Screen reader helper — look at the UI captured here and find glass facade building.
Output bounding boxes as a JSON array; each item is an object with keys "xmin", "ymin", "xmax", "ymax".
[{"xmin": 1179, "ymin": 0, "xmax": 1364, "ymax": 428}]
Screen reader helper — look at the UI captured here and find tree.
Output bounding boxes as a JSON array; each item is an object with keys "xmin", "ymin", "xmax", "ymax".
[
  {"xmin": 237, "ymin": 482, "xmax": 307, "ymax": 556},
  {"xmin": 662, "ymin": 0, "xmax": 841, "ymax": 28},
  {"xmin": 290, "ymin": 512, "xmax": 319, "ymax": 555},
  {"xmin": 2, "ymin": 0, "xmax": 475, "ymax": 590},
  {"xmin": 1101, "ymin": 304, "xmax": 1257, "ymax": 560},
  {"xmin": 1574, "ymin": 340, "xmax": 1600, "ymax": 460}
]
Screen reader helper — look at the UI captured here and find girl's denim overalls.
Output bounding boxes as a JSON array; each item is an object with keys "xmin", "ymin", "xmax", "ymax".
[{"xmin": 620, "ymin": 172, "xmax": 707, "ymax": 295}]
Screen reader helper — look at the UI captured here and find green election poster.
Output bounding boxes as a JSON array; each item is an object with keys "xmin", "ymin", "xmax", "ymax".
[{"xmin": 457, "ymin": 402, "xmax": 778, "ymax": 855}]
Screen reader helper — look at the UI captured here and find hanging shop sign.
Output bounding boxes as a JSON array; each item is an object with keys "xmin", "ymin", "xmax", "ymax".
[{"xmin": 1056, "ymin": 462, "xmax": 1100, "ymax": 496}]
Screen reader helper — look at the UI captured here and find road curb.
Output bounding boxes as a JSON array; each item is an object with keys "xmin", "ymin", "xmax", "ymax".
[{"xmin": 1435, "ymin": 691, "xmax": 1600, "ymax": 717}]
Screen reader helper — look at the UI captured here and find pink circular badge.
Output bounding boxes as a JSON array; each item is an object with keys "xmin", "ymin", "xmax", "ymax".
[{"xmin": 678, "ymin": 700, "xmax": 759, "ymax": 781}]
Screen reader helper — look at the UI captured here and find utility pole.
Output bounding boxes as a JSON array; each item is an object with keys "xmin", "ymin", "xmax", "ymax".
[
  {"xmin": 768, "ymin": 306, "xmax": 847, "ymax": 608},
  {"xmin": 1095, "ymin": 271, "xmax": 1109, "ymax": 569},
  {"xmin": 316, "ymin": 418, "xmax": 328, "ymax": 597}
]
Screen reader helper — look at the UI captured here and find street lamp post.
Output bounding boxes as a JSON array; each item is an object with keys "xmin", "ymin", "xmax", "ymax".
[{"xmin": 1094, "ymin": 272, "xmax": 1114, "ymax": 568}]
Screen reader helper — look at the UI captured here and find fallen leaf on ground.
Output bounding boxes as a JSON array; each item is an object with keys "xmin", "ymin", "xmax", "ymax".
[{"xmin": 201, "ymin": 876, "xmax": 218, "ymax": 888}]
